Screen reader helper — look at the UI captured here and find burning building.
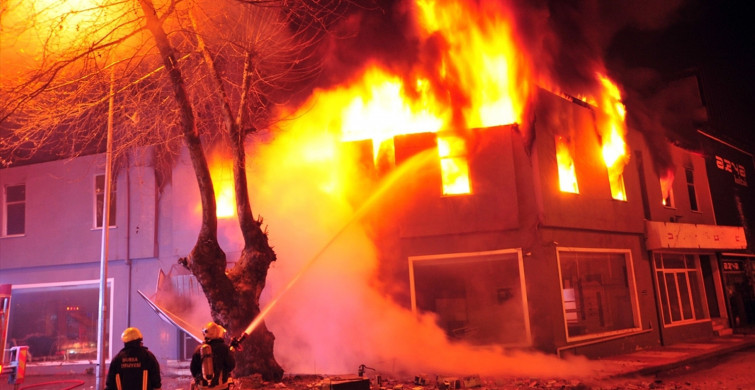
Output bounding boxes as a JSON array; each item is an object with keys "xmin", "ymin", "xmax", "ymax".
[{"xmin": 0, "ymin": 0, "xmax": 753, "ymax": 379}]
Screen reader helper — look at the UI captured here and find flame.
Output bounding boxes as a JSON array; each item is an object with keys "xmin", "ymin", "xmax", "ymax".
[
  {"xmin": 438, "ymin": 134, "xmax": 471, "ymax": 195},
  {"xmin": 415, "ymin": 0, "xmax": 531, "ymax": 128},
  {"xmin": 337, "ymin": 65, "xmax": 448, "ymax": 161},
  {"xmin": 204, "ymin": 152, "xmax": 236, "ymax": 219},
  {"xmin": 287, "ymin": 0, "xmax": 538, "ymax": 197},
  {"xmin": 660, "ymin": 169, "xmax": 675, "ymax": 206},
  {"xmin": 556, "ymin": 136, "xmax": 579, "ymax": 193},
  {"xmin": 0, "ymin": 0, "xmax": 146, "ymax": 81},
  {"xmin": 595, "ymin": 74, "xmax": 629, "ymax": 201}
]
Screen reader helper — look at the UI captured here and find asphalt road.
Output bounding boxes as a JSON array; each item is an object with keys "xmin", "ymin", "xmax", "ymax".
[{"xmin": 4, "ymin": 348, "xmax": 755, "ymax": 390}]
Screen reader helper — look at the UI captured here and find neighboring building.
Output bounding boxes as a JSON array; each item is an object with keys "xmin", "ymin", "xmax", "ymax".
[
  {"xmin": 0, "ymin": 87, "xmax": 751, "ymax": 372},
  {"xmin": 0, "ymin": 148, "xmax": 213, "ymax": 372},
  {"xmin": 697, "ymin": 130, "xmax": 755, "ymax": 331}
]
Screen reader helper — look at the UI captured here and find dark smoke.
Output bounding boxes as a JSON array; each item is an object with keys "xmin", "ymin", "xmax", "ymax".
[
  {"xmin": 300, "ymin": 0, "xmax": 703, "ymax": 175},
  {"xmin": 315, "ymin": 0, "xmax": 421, "ymax": 89}
]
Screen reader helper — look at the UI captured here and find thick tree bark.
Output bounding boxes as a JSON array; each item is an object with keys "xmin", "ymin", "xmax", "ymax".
[{"xmin": 191, "ymin": 15, "xmax": 283, "ymax": 379}]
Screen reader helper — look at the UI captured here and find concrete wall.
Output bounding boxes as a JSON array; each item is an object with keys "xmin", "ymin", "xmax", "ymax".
[
  {"xmin": 0, "ymin": 152, "xmax": 158, "ymax": 269},
  {"xmin": 0, "ymin": 149, "xmax": 179, "ymax": 366},
  {"xmin": 531, "ymin": 90, "xmax": 645, "ymax": 235}
]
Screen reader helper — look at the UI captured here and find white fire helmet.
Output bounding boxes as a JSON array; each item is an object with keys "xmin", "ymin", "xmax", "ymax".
[
  {"xmin": 121, "ymin": 327, "xmax": 143, "ymax": 343},
  {"xmin": 203, "ymin": 322, "xmax": 226, "ymax": 340}
]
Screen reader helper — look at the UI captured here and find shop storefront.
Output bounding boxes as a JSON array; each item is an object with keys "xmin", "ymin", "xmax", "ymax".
[{"xmin": 720, "ymin": 254, "xmax": 755, "ymax": 330}]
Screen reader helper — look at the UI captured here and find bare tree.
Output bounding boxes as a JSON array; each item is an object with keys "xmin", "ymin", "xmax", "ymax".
[{"xmin": 0, "ymin": 0, "xmax": 355, "ymax": 380}]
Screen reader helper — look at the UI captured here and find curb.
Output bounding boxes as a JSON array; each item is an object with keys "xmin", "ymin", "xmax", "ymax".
[{"xmin": 613, "ymin": 338, "xmax": 755, "ymax": 378}]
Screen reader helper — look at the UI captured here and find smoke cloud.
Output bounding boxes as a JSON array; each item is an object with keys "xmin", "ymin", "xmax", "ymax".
[{"xmin": 235, "ymin": 119, "xmax": 598, "ymax": 379}]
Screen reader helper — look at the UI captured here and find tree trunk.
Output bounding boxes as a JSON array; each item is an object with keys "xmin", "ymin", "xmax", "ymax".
[
  {"xmin": 192, "ymin": 20, "xmax": 283, "ymax": 378},
  {"xmin": 141, "ymin": 3, "xmax": 283, "ymax": 380}
]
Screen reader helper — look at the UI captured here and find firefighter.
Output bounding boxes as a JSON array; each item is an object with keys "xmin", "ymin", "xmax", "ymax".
[
  {"xmin": 190, "ymin": 322, "xmax": 236, "ymax": 390},
  {"xmin": 105, "ymin": 327, "xmax": 162, "ymax": 390}
]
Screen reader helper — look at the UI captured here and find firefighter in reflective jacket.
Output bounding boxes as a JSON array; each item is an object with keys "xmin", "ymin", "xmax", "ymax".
[
  {"xmin": 105, "ymin": 327, "xmax": 162, "ymax": 390},
  {"xmin": 191, "ymin": 322, "xmax": 235, "ymax": 390}
]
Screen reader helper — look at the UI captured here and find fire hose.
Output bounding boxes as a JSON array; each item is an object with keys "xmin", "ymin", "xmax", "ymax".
[{"xmin": 229, "ymin": 332, "xmax": 247, "ymax": 352}]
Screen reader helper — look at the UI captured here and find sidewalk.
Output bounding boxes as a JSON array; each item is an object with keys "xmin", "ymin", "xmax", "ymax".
[
  {"xmin": 5, "ymin": 334, "xmax": 755, "ymax": 389},
  {"xmin": 594, "ymin": 333, "xmax": 755, "ymax": 378}
]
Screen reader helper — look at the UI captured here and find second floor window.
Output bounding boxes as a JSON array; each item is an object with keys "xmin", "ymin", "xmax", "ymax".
[
  {"xmin": 95, "ymin": 174, "xmax": 116, "ymax": 228},
  {"xmin": 661, "ymin": 180, "xmax": 675, "ymax": 208},
  {"xmin": 3, "ymin": 184, "xmax": 25, "ymax": 236},
  {"xmin": 556, "ymin": 135, "xmax": 579, "ymax": 194},
  {"xmin": 685, "ymin": 168, "xmax": 699, "ymax": 212}
]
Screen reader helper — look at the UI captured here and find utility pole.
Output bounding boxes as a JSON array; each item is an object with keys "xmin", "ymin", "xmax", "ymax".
[{"xmin": 96, "ymin": 70, "xmax": 115, "ymax": 390}]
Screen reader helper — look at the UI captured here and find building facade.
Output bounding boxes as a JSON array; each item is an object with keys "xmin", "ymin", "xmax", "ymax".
[
  {"xmin": 1, "ymin": 88, "xmax": 751, "ymax": 373},
  {"xmin": 358, "ymin": 88, "xmax": 748, "ymax": 358}
]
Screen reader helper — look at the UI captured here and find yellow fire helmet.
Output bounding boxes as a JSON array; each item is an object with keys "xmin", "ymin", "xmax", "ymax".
[
  {"xmin": 121, "ymin": 327, "xmax": 143, "ymax": 343},
  {"xmin": 202, "ymin": 322, "xmax": 227, "ymax": 340}
]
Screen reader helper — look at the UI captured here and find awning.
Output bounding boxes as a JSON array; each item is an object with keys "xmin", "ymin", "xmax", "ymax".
[
  {"xmin": 136, "ymin": 268, "xmax": 213, "ymax": 342},
  {"xmin": 137, "ymin": 290, "xmax": 205, "ymax": 341}
]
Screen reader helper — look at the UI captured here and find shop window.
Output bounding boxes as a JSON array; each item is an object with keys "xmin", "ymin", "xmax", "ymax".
[
  {"xmin": 558, "ymin": 249, "xmax": 639, "ymax": 339},
  {"xmin": 179, "ymin": 331, "xmax": 200, "ymax": 361},
  {"xmin": 410, "ymin": 250, "xmax": 529, "ymax": 346},
  {"xmin": 685, "ymin": 168, "xmax": 699, "ymax": 212},
  {"xmin": 654, "ymin": 253, "xmax": 709, "ymax": 325},
  {"xmin": 94, "ymin": 174, "xmax": 116, "ymax": 228},
  {"xmin": 7, "ymin": 281, "xmax": 112, "ymax": 362},
  {"xmin": 3, "ymin": 184, "xmax": 25, "ymax": 236}
]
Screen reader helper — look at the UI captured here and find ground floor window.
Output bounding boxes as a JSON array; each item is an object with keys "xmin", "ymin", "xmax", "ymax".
[
  {"xmin": 409, "ymin": 249, "xmax": 530, "ymax": 346},
  {"xmin": 558, "ymin": 249, "xmax": 639, "ymax": 339},
  {"xmin": 7, "ymin": 281, "xmax": 112, "ymax": 362},
  {"xmin": 179, "ymin": 330, "xmax": 200, "ymax": 361},
  {"xmin": 654, "ymin": 253, "xmax": 709, "ymax": 325}
]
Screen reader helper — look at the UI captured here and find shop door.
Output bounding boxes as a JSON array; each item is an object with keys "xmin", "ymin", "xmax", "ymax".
[{"xmin": 722, "ymin": 259, "xmax": 755, "ymax": 328}]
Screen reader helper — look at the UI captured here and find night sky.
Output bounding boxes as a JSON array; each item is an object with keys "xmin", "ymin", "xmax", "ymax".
[
  {"xmin": 315, "ymin": 0, "xmax": 754, "ymax": 153},
  {"xmin": 606, "ymin": 0, "xmax": 755, "ymax": 152}
]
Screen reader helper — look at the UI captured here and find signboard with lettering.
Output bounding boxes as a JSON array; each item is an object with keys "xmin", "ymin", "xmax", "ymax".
[
  {"xmin": 722, "ymin": 260, "xmax": 744, "ymax": 272},
  {"xmin": 700, "ymin": 131, "xmax": 755, "ymax": 237},
  {"xmin": 645, "ymin": 221, "xmax": 747, "ymax": 250}
]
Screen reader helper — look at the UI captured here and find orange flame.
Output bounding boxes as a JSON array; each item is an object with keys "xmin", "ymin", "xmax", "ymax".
[
  {"xmin": 660, "ymin": 169, "xmax": 675, "ymax": 206},
  {"xmin": 595, "ymin": 74, "xmax": 629, "ymax": 201},
  {"xmin": 336, "ymin": 65, "xmax": 447, "ymax": 162},
  {"xmin": 556, "ymin": 136, "xmax": 579, "ymax": 193},
  {"xmin": 205, "ymin": 152, "xmax": 236, "ymax": 219},
  {"xmin": 285, "ymin": 1, "xmax": 632, "ymax": 204},
  {"xmin": 286, "ymin": 0, "xmax": 538, "ymax": 196},
  {"xmin": 415, "ymin": 0, "xmax": 531, "ymax": 128},
  {"xmin": 438, "ymin": 134, "xmax": 471, "ymax": 195}
]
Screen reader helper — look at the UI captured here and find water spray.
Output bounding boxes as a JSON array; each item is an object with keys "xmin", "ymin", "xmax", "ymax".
[{"xmin": 230, "ymin": 149, "xmax": 437, "ymax": 344}]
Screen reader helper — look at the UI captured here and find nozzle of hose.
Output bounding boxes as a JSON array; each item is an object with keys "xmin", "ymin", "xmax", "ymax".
[{"xmin": 230, "ymin": 333, "xmax": 247, "ymax": 352}]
